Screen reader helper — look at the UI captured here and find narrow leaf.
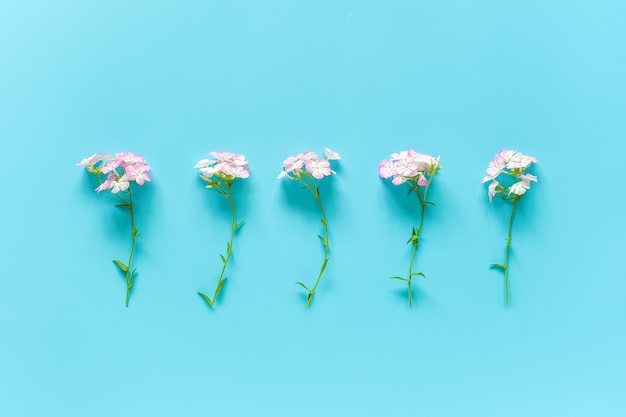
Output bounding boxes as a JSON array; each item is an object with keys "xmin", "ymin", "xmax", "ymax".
[
  {"xmin": 115, "ymin": 203, "xmax": 130, "ymax": 209},
  {"xmin": 295, "ymin": 282, "xmax": 311, "ymax": 292},
  {"xmin": 410, "ymin": 272, "xmax": 426, "ymax": 278},
  {"xmin": 220, "ymin": 254, "xmax": 227, "ymax": 265},
  {"xmin": 129, "ymin": 268, "xmax": 138, "ymax": 286},
  {"xmin": 318, "ymin": 234, "xmax": 328, "ymax": 246},
  {"xmin": 490, "ymin": 263, "xmax": 506, "ymax": 270},
  {"xmin": 423, "ymin": 201, "xmax": 436, "ymax": 206},
  {"xmin": 214, "ymin": 278, "xmax": 227, "ymax": 298},
  {"xmin": 234, "ymin": 220, "xmax": 245, "ymax": 230},
  {"xmin": 197, "ymin": 292, "xmax": 214, "ymax": 308},
  {"xmin": 320, "ymin": 218, "xmax": 327, "ymax": 227},
  {"xmin": 319, "ymin": 257, "xmax": 329, "ymax": 275},
  {"xmin": 113, "ymin": 260, "xmax": 128, "ymax": 272},
  {"xmin": 226, "ymin": 242, "xmax": 232, "ymax": 255},
  {"xmin": 391, "ymin": 276, "xmax": 409, "ymax": 282}
]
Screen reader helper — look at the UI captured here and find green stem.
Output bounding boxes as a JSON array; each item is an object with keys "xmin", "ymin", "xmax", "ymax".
[
  {"xmin": 503, "ymin": 198, "xmax": 518, "ymax": 305},
  {"xmin": 125, "ymin": 188, "xmax": 137, "ymax": 307},
  {"xmin": 404, "ymin": 176, "xmax": 433, "ymax": 308},
  {"xmin": 198, "ymin": 181, "xmax": 237, "ymax": 308},
  {"xmin": 299, "ymin": 175, "xmax": 329, "ymax": 308}
]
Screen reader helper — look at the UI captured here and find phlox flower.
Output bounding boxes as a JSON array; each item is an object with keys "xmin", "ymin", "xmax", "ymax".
[
  {"xmin": 278, "ymin": 148, "xmax": 341, "ymax": 307},
  {"xmin": 195, "ymin": 151, "xmax": 250, "ymax": 309},
  {"xmin": 482, "ymin": 149, "xmax": 538, "ymax": 305},
  {"xmin": 306, "ymin": 158, "xmax": 332, "ymax": 179},
  {"xmin": 379, "ymin": 149, "xmax": 442, "ymax": 307},
  {"xmin": 77, "ymin": 151, "xmax": 152, "ymax": 307}
]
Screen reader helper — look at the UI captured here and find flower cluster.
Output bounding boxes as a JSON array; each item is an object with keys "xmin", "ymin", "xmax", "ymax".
[
  {"xmin": 77, "ymin": 151, "xmax": 151, "ymax": 307},
  {"xmin": 77, "ymin": 152, "xmax": 152, "ymax": 194},
  {"xmin": 379, "ymin": 150, "xmax": 441, "ymax": 186},
  {"xmin": 195, "ymin": 151, "xmax": 250, "ymax": 187},
  {"xmin": 482, "ymin": 150, "xmax": 538, "ymax": 203},
  {"xmin": 278, "ymin": 148, "xmax": 341, "ymax": 180},
  {"xmin": 279, "ymin": 148, "xmax": 341, "ymax": 307},
  {"xmin": 194, "ymin": 151, "xmax": 249, "ymax": 309}
]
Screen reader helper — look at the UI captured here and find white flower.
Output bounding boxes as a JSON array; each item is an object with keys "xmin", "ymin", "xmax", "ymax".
[{"xmin": 323, "ymin": 148, "xmax": 341, "ymax": 160}]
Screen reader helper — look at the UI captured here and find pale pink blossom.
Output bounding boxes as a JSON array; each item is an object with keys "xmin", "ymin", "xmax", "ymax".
[
  {"xmin": 125, "ymin": 164, "xmax": 152, "ymax": 185},
  {"xmin": 483, "ymin": 150, "xmax": 537, "ymax": 202},
  {"xmin": 196, "ymin": 152, "xmax": 250, "ymax": 184},
  {"xmin": 95, "ymin": 173, "xmax": 115, "ymax": 192},
  {"xmin": 379, "ymin": 160, "xmax": 395, "ymax": 179},
  {"xmin": 323, "ymin": 148, "xmax": 341, "ymax": 160},
  {"xmin": 101, "ymin": 159, "xmax": 120, "ymax": 174},
  {"xmin": 488, "ymin": 180, "xmax": 499, "ymax": 203},
  {"xmin": 306, "ymin": 159, "xmax": 331, "ymax": 179},
  {"xmin": 379, "ymin": 149, "xmax": 440, "ymax": 187},
  {"xmin": 76, "ymin": 153, "xmax": 103, "ymax": 168},
  {"xmin": 110, "ymin": 175, "xmax": 130, "ymax": 194},
  {"xmin": 283, "ymin": 155, "xmax": 305, "ymax": 173},
  {"xmin": 116, "ymin": 152, "xmax": 146, "ymax": 167}
]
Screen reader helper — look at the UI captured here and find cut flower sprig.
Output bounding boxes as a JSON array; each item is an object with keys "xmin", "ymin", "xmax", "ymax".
[
  {"xmin": 379, "ymin": 150, "xmax": 441, "ymax": 307},
  {"xmin": 278, "ymin": 148, "xmax": 341, "ymax": 307},
  {"xmin": 77, "ymin": 152, "xmax": 152, "ymax": 307},
  {"xmin": 482, "ymin": 149, "xmax": 538, "ymax": 305},
  {"xmin": 195, "ymin": 152, "xmax": 250, "ymax": 309}
]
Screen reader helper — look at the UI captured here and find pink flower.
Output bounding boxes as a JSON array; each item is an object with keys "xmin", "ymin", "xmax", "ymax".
[
  {"xmin": 77, "ymin": 153, "xmax": 103, "ymax": 168},
  {"xmin": 484, "ymin": 150, "xmax": 537, "ymax": 202},
  {"xmin": 116, "ymin": 152, "xmax": 146, "ymax": 167},
  {"xmin": 110, "ymin": 175, "xmax": 130, "ymax": 194},
  {"xmin": 380, "ymin": 150, "xmax": 440, "ymax": 187},
  {"xmin": 306, "ymin": 158, "xmax": 331, "ymax": 179},
  {"xmin": 101, "ymin": 159, "xmax": 120, "ymax": 174},
  {"xmin": 196, "ymin": 151, "xmax": 250, "ymax": 184},
  {"xmin": 95, "ymin": 173, "xmax": 115, "ymax": 192},
  {"xmin": 379, "ymin": 160, "xmax": 395, "ymax": 179},
  {"xmin": 125, "ymin": 164, "xmax": 152, "ymax": 185},
  {"xmin": 283, "ymin": 155, "xmax": 305, "ymax": 173}
]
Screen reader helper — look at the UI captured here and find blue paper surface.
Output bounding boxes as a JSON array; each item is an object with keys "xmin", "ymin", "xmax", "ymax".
[{"xmin": 1, "ymin": 1, "xmax": 625, "ymax": 416}]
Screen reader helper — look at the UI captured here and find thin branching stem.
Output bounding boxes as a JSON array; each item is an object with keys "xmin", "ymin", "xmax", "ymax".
[{"xmin": 296, "ymin": 174, "xmax": 330, "ymax": 307}]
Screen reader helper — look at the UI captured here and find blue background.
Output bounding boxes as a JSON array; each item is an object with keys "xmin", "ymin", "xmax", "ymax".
[{"xmin": 1, "ymin": 1, "xmax": 625, "ymax": 415}]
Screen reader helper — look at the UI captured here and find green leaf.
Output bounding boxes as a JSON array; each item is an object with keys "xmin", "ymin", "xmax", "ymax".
[
  {"xmin": 198, "ymin": 292, "xmax": 214, "ymax": 308},
  {"xmin": 214, "ymin": 278, "xmax": 227, "ymax": 298},
  {"xmin": 234, "ymin": 220, "xmax": 245, "ymax": 230},
  {"xmin": 406, "ymin": 228, "xmax": 418, "ymax": 244},
  {"xmin": 220, "ymin": 254, "xmax": 227, "ymax": 265},
  {"xmin": 113, "ymin": 260, "xmax": 128, "ymax": 272},
  {"xmin": 319, "ymin": 257, "xmax": 329, "ymax": 275},
  {"xmin": 320, "ymin": 217, "xmax": 327, "ymax": 227},
  {"xmin": 318, "ymin": 234, "xmax": 328, "ymax": 246},
  {"xmin": 226, "ymin": 242, "xmax": 232, "ymax": 255},
  {"xmin": 423, "ymin": 201, "xmax": 436, "ymax": 206},
  {"xmin": 410, "ymin": 272, "xmax": 426, "ymax": 278},
  {"xmin": 391, "ymin": 276, "xmax": 409, "ymax": 282},
  {"xmin": 490, "ymin": 263, "xmax": 507, "ymax": 270},
  {"xmin": 115, "ymin": 203, "xmax": 130, "ymax": 209},
  {"xmin": 295, "ymin": 282, "xmax": 311, "ymax": 292}
]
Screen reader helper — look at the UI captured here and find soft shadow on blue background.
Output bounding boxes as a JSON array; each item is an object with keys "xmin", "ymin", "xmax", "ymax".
[{"xmin": 1, "ymin": 1, "xmax": 625, "ymax": 416}]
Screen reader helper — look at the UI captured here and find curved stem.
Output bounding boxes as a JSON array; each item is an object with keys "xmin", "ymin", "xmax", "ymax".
[{"xmin": 296, "ymin": 175, "xmax": 329, "ymax": 308}]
